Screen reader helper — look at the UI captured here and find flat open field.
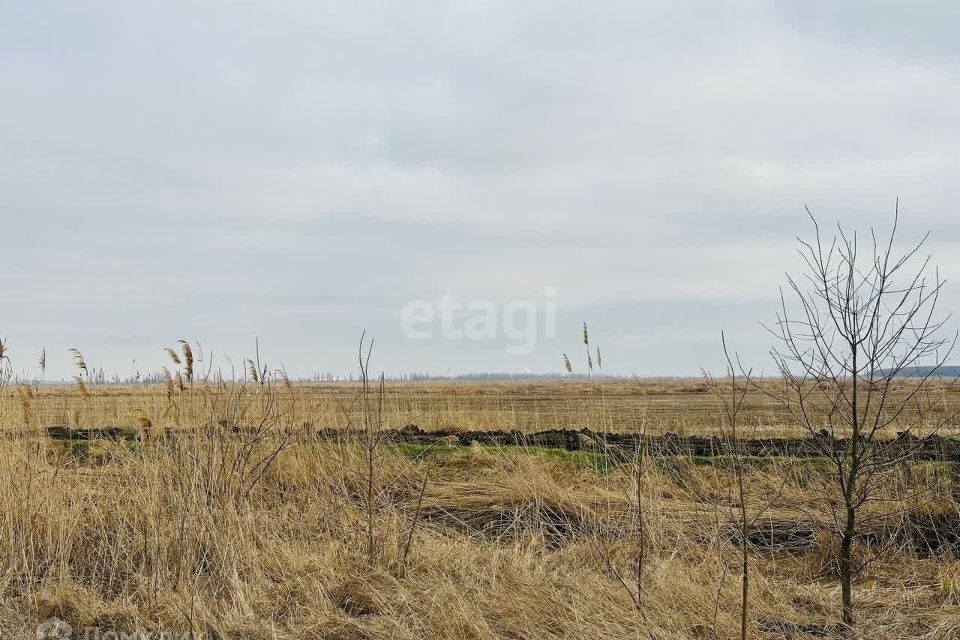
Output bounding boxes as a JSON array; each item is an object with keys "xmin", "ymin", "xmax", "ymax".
[
  {"xmin": 4, "ymin": 378, "xmax": 960, "ymax": 437},
  {"xmin": 0, "ymin": 380, "xmax": 957, "ymax": 639}
]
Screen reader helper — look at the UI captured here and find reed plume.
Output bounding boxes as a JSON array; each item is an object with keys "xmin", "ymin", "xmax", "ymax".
[
  {"xmin": 165, "ymin": 347, "xmax": 182, "ymax": 366},
  {"xmin": 162, "ymin": 367, "xmax": 175, "ymax": 403},
  {"xmin": 279, "ymin": 366, "xmax": 294, "ymax": 393},
  {"xmin": 68, "ymin": 348, "xmax": 89, "ymax": 376},
  {"xmin": 178, "ymin": 339, "xmax": 194, "ymax": 385}
]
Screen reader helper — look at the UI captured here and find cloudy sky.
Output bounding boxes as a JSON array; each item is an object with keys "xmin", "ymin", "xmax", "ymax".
[{"xmin": 2, "ymin": 1, "xmax": 959, "ymax": 379}]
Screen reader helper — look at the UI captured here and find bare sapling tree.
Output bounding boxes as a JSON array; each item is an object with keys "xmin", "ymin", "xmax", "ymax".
[
  {"xmin": 704, "ymin": 335, "xmax": 752, "ymax": 640},
  {"xmin": 332, "ymin": 333, "xmax": 424, "ymax": 569},
  {"xmin": 767, "ymin": 203, "xmax": 956, "ymax": 629},
  {"xmin": 704, "ymin": 334, "xmax": 783, "ymax": 640},
  {"xmin": 359, "ymin": 331, "xmax": 386, "ymax": 564}
]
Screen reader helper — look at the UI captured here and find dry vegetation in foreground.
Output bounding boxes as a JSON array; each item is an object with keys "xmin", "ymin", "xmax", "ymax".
[{"xmin": 0, "ymin": 378, "xmax": 955, "ymax": 639}]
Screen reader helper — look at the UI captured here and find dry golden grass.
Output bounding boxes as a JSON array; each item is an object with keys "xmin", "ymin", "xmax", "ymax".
[
  {"xmin": 0, "ymin": 380, "xmax": 956, "ymax": 638},
  {"xmin": 0, "ymin": 430, "xmax": 957, "ymax": 639},
  {"xmin": 3, "ymin": 378, "xmax": 960, "ymax": 437}
]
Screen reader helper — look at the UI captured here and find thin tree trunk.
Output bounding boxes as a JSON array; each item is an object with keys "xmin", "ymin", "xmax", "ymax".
[
  {"xmin": 840, "ymin": 506, "xmax": 856, "ymax": 628},
  {"xmin": 740, "ymin": 486, "xmax": 749, "ymax": 640}
]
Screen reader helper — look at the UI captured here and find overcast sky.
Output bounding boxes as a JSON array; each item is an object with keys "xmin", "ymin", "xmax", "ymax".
[{"xmin": 2, "ymin": 1, "xmax": 959, "ymax": 379}]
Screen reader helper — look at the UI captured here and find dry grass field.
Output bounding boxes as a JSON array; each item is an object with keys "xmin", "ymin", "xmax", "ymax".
[
  {"xmin": 5, "ymin": 378, "xmax": 960, "ymax": 437},
  {"xmin": 0, "ymin": 378, "xmax": 956, "ymax": 639}
]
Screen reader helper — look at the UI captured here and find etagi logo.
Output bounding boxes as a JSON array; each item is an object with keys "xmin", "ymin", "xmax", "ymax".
[
  {"xmin": 400, "ymin": 287, "xmax": 558, "ymax": 355},
  {"xmin": 35, "ymin": 618, "xmax": 198, "ymax": 640},
  {"xmin": 36, "ymin": 618, "xmax": 72, "ymax": 640}
]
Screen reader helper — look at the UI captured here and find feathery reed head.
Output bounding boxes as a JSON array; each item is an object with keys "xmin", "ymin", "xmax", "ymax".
[
  {"xmin": 68, "ymin": 348, "xmax": 88, "ymax": 376},
  {"xmin": 178, "ymin": 340, "xmax": 194, "ymax": 384},
  {"xmin": 165, "ymin": 347, "xmax": 182, "ymax": 366}
]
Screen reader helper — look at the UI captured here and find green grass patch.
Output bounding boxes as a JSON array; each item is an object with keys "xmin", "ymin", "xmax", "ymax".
[{"xmin": 383, "ymin": 441, "xmax": 947, "ymax": 479}]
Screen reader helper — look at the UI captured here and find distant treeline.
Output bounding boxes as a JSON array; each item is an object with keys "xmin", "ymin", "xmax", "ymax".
[
  {"xmin": 402, "ymin": 372, "xmax": 625, "ymax": 382},
  {"xmin": 876, "ymin": 365, "xmax": 960, "ymax": 378},
  {"xmin": 31, "ymin": 371, "xmax": 630, "ymax": 385}
]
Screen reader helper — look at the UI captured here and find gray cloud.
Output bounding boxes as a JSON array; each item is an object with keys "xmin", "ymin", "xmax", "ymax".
[{"xmin": 1, "ymin": 1, "xmax": 958, "ymax": 378}]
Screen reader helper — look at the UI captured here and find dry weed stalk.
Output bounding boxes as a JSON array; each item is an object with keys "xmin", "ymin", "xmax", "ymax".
[
  {"xmin": 37, "ymin": 347, "xmax": 46, "ymax": 382},
  {"xmin": 359, "ymin": 332, "xmax": 385, "ymax": 564},
  {"xmin": 703, "ymin": 334, "xmax": 785, "ymax": 640},
  {"xmin": 0, "ymin": 338, "xmax": 11, "ymax": 391},
  {"xmin": 570, "ymin": 324, "xmax": 656, "ymax": 632}
]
